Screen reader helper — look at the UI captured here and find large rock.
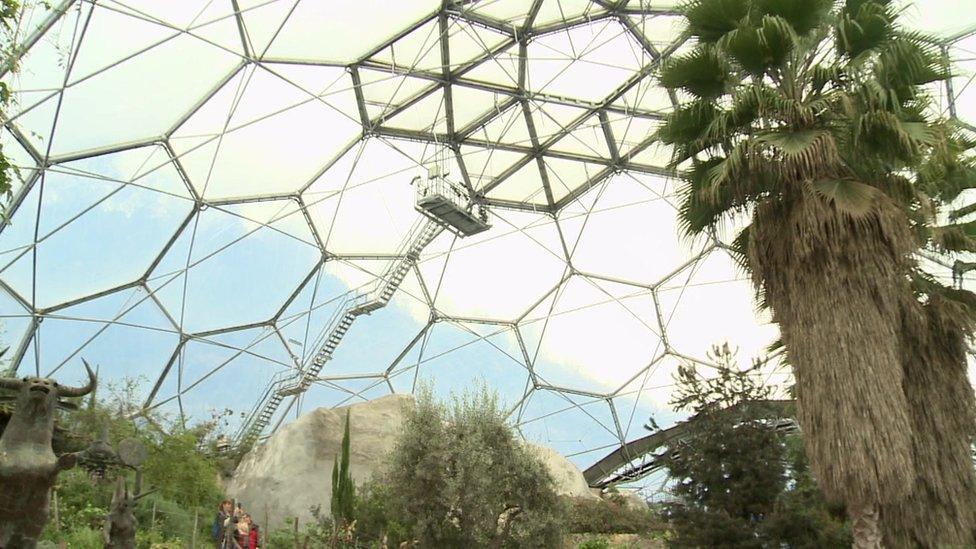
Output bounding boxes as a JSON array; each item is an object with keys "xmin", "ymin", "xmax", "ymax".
[
  {"xmin": 524, "ymin": 443, "xmax": 598, "ymax": 501},
  {"xmin": 228, "ymin": 394, "xmax": 413, "ymax": 529},
  {"xmin": 227, "ymin": 394, "xmax": 596, "ymax": 529}
]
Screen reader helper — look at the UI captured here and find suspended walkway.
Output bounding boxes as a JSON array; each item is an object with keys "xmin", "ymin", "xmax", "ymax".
[
  {"xmin": 230, "ymin": 219, "xmax": 441, "ymax": 458},
  {"xmin": 583, "ymin": 400, "xmax": 796, "ymax": 488}
]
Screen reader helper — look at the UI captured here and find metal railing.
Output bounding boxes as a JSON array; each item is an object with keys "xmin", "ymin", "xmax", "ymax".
[{"xmin": 229, "ymin": 218, "xmax": 440, "ymax": 457}]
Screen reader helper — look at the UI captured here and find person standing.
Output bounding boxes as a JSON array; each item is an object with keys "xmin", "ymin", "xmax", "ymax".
[
  {"xmin": 212, "ymin": 500, "xmax": 233, "ymax": 548},
  {"xmin": 221, "ymin": 514, "xmax": 242, "ymax": 549},
  {"xmin": 237, "ymin": 514, "xmax": 259, "ymax": 549}
]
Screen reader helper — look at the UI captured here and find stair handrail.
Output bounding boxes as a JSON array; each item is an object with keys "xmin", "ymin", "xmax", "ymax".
[
  {"xmin": 233, "ymin": 369, "xmax": 293, "ymax": 443},
  {"xmin": 231, "ymin": 216, "xmax": 440, "ymax": 454}
]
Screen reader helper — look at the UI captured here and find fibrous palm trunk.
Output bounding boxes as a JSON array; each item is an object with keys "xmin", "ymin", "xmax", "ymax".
[
  {"xmin": 748, "ymin": 192, "xmax": 917, "ymax": 542},
  {"xmin": 882, "ymin": 296, "xmax": 976, "ymax": 547}
]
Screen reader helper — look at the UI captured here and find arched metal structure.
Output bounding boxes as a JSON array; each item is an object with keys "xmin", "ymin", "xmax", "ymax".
[{"xmin": 0, "ymin": 0, "xmax": 972, "ymax": 498}]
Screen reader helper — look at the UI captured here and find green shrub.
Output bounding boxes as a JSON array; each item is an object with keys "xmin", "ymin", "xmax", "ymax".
[
  {"xmin": 568, "ymin": 496, "xmax": 662, "ymax": 534},
  {"xmin": 265, "ymin": 517, "xmax": 303, "ymax": 548},
  {"xmin": 577, "ymin": 538, "xmax": 611, "ymax": 549},
  {"xmin": 356, "ymin": 479, "xmax": 410, "ymax": 545},
  {"xmin": 61, "ymin": 527, "xmax": 103, "ymax": 549},
  {"xmin": 371, "ymin": 383, "xmax": 567, "ymax": 547},
  {"xmin": 136, "ymin": 527, "xmax": 183, "ymax": 549}
]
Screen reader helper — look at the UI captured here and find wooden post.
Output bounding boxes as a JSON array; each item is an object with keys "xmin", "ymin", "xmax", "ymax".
[
  {"xmin": 191, "ymin": 509, "xmax": 198, "ymax": 548},
  {"xmin": 151, "ymin": 500, "xmax": 157, "ymax": 527}
]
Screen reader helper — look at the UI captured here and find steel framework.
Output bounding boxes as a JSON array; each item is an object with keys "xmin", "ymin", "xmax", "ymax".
[{"xmin": 0, "ymin": 0, "xmax": 973, "ymax": 497}]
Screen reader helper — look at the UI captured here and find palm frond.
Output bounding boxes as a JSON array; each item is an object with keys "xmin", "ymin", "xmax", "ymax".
[
  {"xmin": 836, "ymin": 0, "xmax": 895, "ymax": 58},
  {"xmin": 929, "ymin": 221, "xmax": 976, "ymax": 253},
  {"xmin": 681, "ymin": 0, "xmax": 750, "ymax": 42},
  {"xmin": 659, "ymin": 45, "xmax": 731, "ymax": 99},
  {"xmin": 949, "ymin": 202, "xmax": 976, "ymax": 222},
  {"xmin": 721, "ymin": 15, "xmax": 796, "ymax": 74},
  {"xmin": 810, "ymin": 178, "xmax": 881, "ymax": 217},
  {"xmin": 756, "ymin": 0, "xmax": 833, "ymax": 35}
]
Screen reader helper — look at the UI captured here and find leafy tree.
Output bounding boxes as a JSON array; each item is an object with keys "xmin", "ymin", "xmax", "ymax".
[
  {"xmin": 657, "ymin": 345, "xmax": 849, "ymax": 548},
  {"xmin": 656, "ymin": 0, "xmax": 976, "ymax": 543},
  {"xmin": 375, "ymin": 384, "xmax": 566, "ymax": 548},
  {"xmin": 0, "ymin": 0, "xmax": 24, "ymax": 202},
  {"xmin": 760, "ymin": 436, "xmax": 851, "ymax": 548},
  {"xmin": 355, "ymin": 479, "xmax": 410, "ymax": 546}
]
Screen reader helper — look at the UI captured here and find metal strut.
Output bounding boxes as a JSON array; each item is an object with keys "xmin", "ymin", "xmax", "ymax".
[{"xmin": 230, "ymin": 218, "xmax": 442, "ymax": 457}]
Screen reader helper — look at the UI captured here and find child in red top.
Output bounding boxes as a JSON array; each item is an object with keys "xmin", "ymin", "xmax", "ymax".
[{"xmin": 236, "ymin": 514, "xmax": 259, "ymax": 549}]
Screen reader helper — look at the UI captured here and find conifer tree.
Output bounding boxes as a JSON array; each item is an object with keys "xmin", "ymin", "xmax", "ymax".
[{"xmin": 330, "ymin": 410, "xmax": 356, "ymax": 539}]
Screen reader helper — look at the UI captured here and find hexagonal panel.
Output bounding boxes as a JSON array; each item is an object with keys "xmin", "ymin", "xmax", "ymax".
[{"xmin": 147, "ymin": 200, "xmax": 320, "ymax": 334}]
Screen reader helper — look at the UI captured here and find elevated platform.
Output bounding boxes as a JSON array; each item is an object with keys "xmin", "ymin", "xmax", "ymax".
[
  {"xmin": 414, "ymin": 170, "xmax": 491, "ymax": 236},
  {"xmin": 417, "ymin": 194, "xmax": 490, "ymax": 236}
]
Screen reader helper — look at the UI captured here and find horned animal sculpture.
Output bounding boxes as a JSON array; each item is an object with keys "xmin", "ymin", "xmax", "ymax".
[
  {"xmin": 104, "ymin": 471, "xmax": 153, "ymax": 549},
  {"xmin": 0, "ymin": 360, "xmax": 96, "ymax": 549}
]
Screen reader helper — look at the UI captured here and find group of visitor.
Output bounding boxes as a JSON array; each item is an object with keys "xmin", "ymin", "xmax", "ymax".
[{"xmin": 212, "ymin": 499, "xmax": 260, "ymax": 549}]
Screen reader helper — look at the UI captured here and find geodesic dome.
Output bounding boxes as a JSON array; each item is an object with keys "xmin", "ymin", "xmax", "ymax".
[{"xmin": 0, "ymin": 0, "xmax": 973, "ymax": 496}]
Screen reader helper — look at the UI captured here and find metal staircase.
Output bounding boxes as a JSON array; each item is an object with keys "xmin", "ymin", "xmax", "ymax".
[{"xmin": 230, "ymin": 219, "xmax": 441, "ymax": 457}]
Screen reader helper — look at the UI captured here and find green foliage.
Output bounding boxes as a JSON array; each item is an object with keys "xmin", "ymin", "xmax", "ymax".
[
  {"xmin": 759, "ymin": 436, "xmax": 852, "ymax": 547},
  {"xmin": 330, "ymin": 410, "xmax": 356, "ymax": 529},
  {"xmin": 567, "ymin": 495, "xmax": 662, "ymax": 535},
  {"xmin": 0, "ymin": 0, "xmax": 23, "ymax": 203},
  {"xmin": 371, "ymin": 383, "xmax": 567, "ymax": 547},
  {"xmin": 657, "ymin": 0, "xmax": 966, "ymax": 245},
  {"xmin": 60, "ymin": 527, "xmax": 103, "ymax": 549},
  {"xmin": 135, "ymin": 527, "xmax": 183, "ymax": 549},
  {"xmin": 659, "ymin": 46, "xmax": 730, "ymax": 99},
  {"xmin": 577, "ymin": 537, "xmax": 612, "ymax": 549},
  {"xmin": 657, "ymin": 345, "xmax": 849, "ymax": 548},
  {"xmin": 142, "ymin": 428, "xmax": 221, "ymax": 508},
  {"xmin": 265, "ymin": 517, "xmax": 305, "ymax": 548},
  {"xmin": 33, "ymin": 377, "xmax": 226, "ymax": 546},
  {"xmin": 355, "ymin": 479, "xmax": 410, "ymax": 545}
]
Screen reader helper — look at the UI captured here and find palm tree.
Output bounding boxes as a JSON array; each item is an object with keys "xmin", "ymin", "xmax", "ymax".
[
  {"xmin": 882, "ymin": 129, "xmax": 976, "ymax": 546},
  {"xmin": 656, "ymin": 0, "xmax": 976, "ymax": 545}
]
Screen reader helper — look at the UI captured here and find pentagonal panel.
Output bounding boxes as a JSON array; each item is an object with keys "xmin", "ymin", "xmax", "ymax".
[
  {"xmin": 560, "ymin": 172, "xmax": 704, "ymax": 285},
  {"xmin": 251, "ymin": 0, "xmax": 440, "ymax": 63},
  {"xmin": 19, "ymin": 286, "xmax": 179, "ymax": 384},
  {"xmin": 517, "ymin": 389, "xmax": 621, "ymax": 469},
  {"xmin": 389, "ymin": 321, "xmax": 531, "ymax": 406},
  {"xmin": 304, "ymin": 138, "xmax": 428, "ymax": 255},
  {"xmin": 153, "ymin": 327, "xmax": 296, "ymax": 429},
  {"xmin": 16, "ymin": 4, "xmax": 239, "ymax": 157},
  {"xmin": 656, "ymin": 249, "xmax": 779, "ymax": 365}
]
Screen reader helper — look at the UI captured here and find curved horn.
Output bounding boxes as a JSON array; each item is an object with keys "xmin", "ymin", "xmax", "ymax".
[{"xmin": 59, "ymin": 359, "xmax": 96, "ymax": 397}]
